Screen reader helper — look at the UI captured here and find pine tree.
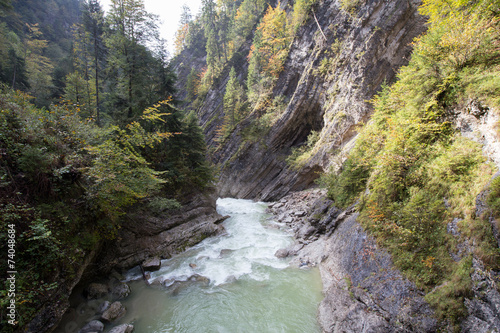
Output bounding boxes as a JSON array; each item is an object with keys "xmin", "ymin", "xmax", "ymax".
[
  {"xmin": 186, "ymin": 67, "xmax": 199, "ymax": 101},
  {"xmin": 82, "ymin": 0, "xmax": 106, "ymax": 125},
  {"xmin": 223, "ymin": 66, "xmax": 246, "ymax": 132},
  {"xmin": 106, "ymin": 0, "xmax": 160, "ymax": 122}
]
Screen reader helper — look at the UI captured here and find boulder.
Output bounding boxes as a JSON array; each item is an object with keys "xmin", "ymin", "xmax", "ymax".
[
  {"xmin": 112, "ymin": 282, "xmax": 131, "ymax": 299},
  {"xmin": 78, "ymin": 320, "xmax": 104, "ymax": 333},
  {"xmin": 97, "ymin": 301, "xmax": 110, "ymax": 314},
  {"xmin": 219, "ymin": 249, "xmax": 234, "ymax": 258},
  {"xmin": 150, "ymin": 276, "xmax": 165, "ymax": 286},
  {"xmin": 109, "ymin": 324, "xmax": 134, "ymax": 333},
  {"xmin": 275, "ymin": 248, "xmax": 289, "ymax": 258},
  {"xmin": 84, "ymin": 283, "xmax": 109, "ymax": 299},
  {"xmin": 101, "ymin": 301, "xmax": 126, "ymax": 322},
  {"xmin": 142, "ymin": 256, "xmax": 161, "ymax": 271}
]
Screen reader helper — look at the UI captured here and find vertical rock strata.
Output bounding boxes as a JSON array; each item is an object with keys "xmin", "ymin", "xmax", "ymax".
[{"xmin": 175, "ymin": 0, "xmax": 427, "ymax": 200}]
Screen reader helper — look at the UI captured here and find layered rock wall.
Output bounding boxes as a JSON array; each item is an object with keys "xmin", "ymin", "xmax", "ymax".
[
  {"xmin": 175, "ymin": 0, "xmax": 426, "ymax": 200},
  {"xmin": 97, "ymin": 191, "xmax": 224, "ymax": 272}
]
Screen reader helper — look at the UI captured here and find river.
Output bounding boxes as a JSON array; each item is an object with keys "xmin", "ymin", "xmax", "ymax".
[{"xmin": 58, "ymin": 198, "xmax": 323, "ymax": 332}]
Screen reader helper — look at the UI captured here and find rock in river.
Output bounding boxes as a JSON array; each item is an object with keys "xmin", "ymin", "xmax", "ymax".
[
  {"xmin": 142, "ymin": 256, "xmax": 161, "ymax": 271},
  {"xmin": 112, "ymin": 282, "xmax": 131, "ymax": 299},
  {"xmin": 101, "ymin": 301, "xmax": 126, "ymax": 322},
  {"xmin": 84, "ymin": 283, "xmax": 109, "ymax": 300},
  {"xmin": 109, "ymin": 323, "xmax": 134, "ymax": 333},
  {"xmin": 78, "ymin": 320, "xmax": 104, "ymax": 333}
]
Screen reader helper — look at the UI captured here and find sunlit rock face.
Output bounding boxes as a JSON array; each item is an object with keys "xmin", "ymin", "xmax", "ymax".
[{"xmin": 174, "ymin": 0, "xmax": 426, "ymax": 201}]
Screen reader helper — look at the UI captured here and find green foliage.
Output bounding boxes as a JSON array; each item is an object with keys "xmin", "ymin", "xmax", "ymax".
[
  {"xmin": 0, "ymin": 85, "xmax": 214, "ymax": 330},
  {"xmin": 340, "ymin": 0, "xmax": 363, "ymax": 15},
  {"xmin": 290, "ymin": 0, "xmax": 317, "ymax": 34},
  {"xmin": 85, "ymin": 128, "xmax": 166, "ymax": 226},
  {"xmin": 186, "ymin": 68, "xmax": 199, "ymax": 101},
  {"xmin": 0, "ymin": 202, "xmax": 64, "ymax": 329},
  {"xmin": 252, "ymin": 3, "xmax": 290, "ymax": 79},
  {"xmin": 147, "ymin": 197, "xmax": 181, "ymax": 215},
  {"xmin": 424, "ymin": 257, "xmax": 473, "ymax": 327},
  {"xmin": 321, "ymin": 156, "xmax": 370, "ymax": 208},
  {"xmin": 286, "ymin": 130, "xmax": 321, "ymax": 169},
  {"xmin": 322, "ymin": 0, "xmax": 500, "ymax": 324},
  {"xmin": 232, "ymin": 0, "xmax": 267, "ymax": 51},
  {"xmin": 487, "ymin": 176, "xmax": 500, "ymax": 217},
  {"xmin": 144, "ymin": 106, "xmax": 214, "ymax": 195},
  {"xmin": 220, "ymin": 67, "xmax": 248, "ymax": 138}
]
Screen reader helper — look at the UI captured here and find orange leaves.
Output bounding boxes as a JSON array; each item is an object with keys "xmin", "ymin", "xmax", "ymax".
[
  {"xmin": 366, "ymin": 201, "xmax": 385, "ymax": 223},
  {"xmin": 174, "ymin": 23, "xmax": 189, "ymax": 55},
  {"xmin": 253, "ymin": 2, "xmax": 291, "ymax": 78},
  {"xmin": 423, "ymin": 256, "xmax": 436, "ymax": 268}
]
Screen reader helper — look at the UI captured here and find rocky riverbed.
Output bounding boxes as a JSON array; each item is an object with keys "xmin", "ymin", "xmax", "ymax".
[{"xmin": 268, "ymin": 189, "xmax": 500, "ymax": 333}]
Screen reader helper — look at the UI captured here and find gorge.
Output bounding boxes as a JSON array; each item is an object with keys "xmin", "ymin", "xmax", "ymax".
[{"xmin": 1, "ymin": 0, "xmax": 500, "ymax": 332}]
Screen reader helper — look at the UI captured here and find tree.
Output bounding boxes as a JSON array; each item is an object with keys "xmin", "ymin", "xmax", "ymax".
[
  {"xmin": 106, "ymin": 0, "xmax": 160, "ymax": 121},
  {"xmin": 186, "ymin": 67, "xmax": 199, "ymax": 100},
  {"xmin": 256, "ymin": 3, "xmax": 290, "ymax": 78},
  {"xmin": 23, "ymin": 23, "xmax": 54, "ymax": 104},
  {"xmin": 202, "ymin": 0, "xmax": 222, "ymax": 74},
  {"xmin": 0, "ymin": 24, "xmax": 28, "ymax": 90},
  {"xmin": 174, "ymin": 4, "xmax": 192, "ymax": 54},
  {"xmin": 64, "ymin": 23, "xmax": 96, "ymax": 117},
  {"xmin": 223, "ymin": 66, "xmax": 246, "ymax": 129},
  {"xmin": 0, "ymin": 0, "xmax": 12, "ymax": 12},
  {"xmin": 232, "ymin": 0, "xmax": 267, "ymax": 51},
  {"xmin": 153, "ymin": 39, "xmax": 177, "ymax": 101},
  {"xmin": 82, "ymin": 0, "xmax": 106, "ymax": 125}
]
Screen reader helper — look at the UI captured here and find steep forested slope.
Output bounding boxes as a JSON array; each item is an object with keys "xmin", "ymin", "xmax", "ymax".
[{"xmin": 0, "ymin": 1, "xmax": 219, "ymax": 332}]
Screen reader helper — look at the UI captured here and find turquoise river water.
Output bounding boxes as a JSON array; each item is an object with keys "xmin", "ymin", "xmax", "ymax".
[{"xmin": 58, "ymin": 198, "xmax": 323, "ymax": 333}]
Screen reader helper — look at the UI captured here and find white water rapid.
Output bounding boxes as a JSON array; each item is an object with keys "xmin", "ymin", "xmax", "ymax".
[{"xmin": 58, "ymin": 198, "xmax": 323, "ymax": 333}]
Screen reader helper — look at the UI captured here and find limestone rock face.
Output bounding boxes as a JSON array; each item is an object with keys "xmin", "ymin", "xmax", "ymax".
[
  {"xmin": 174, "ymin": 0, "xmax": 426, "ymax": 201},
  {"xmin": 142, "ymin": 257, "xmax": 161, "ymax": 271},
  {"xmin": 268, "ymin": 189, "xmax": 500, "ymax": 332},
  {"xmin": 269, "ymin": 191, "xmax": 437, "ymax": 332},
  {"xmin": 98, "ymin": 191, "xmax": 224, "ymax": 271}
]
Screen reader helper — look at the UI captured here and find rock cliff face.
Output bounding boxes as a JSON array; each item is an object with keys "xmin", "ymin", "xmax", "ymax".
[
  {"xmin": 96, "ymin": 191, "xmax": 225, "ymax": 272},
  {"xmin": 174, "ymin": 0, "xmax": 427, "ymax": 201},
  {"xmin": 268, "ymin": 189, "xmax": 500, "ymax": 333},
  {"xmin": 28, "ymin": 191, "xmax": 223, "ymax": 333},
  {"xmin": 172, "ymin": 0, "xmax": 500, "ymax": 331}
]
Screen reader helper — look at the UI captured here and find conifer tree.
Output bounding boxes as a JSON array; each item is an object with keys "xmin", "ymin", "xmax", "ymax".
[
  {"xmin": 106, "ymin": 0, "xmax": 160, "ymax": 121},
  {"xmin": 82, "ymin": 0, "xmax": 106, "ymax": 125},
  {"xmin": 223, "ymin": 66, "xmax": 246, "ymax": 131}
]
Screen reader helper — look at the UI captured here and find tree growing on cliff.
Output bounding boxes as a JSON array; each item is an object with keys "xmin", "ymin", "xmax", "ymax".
[
  {"xmin": 223, "ymin": 66, "xmax": 247, "ymax": 133},
  {"xmin": 174, "ymin": 4, "xmax": 192, "ymax": 55}
]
